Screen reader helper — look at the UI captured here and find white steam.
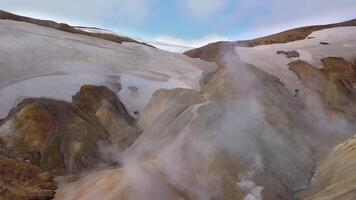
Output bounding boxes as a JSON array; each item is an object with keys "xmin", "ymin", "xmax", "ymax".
[{"xmin": 238, "ymin": 171, "xmax": 264, "ymax": 200}]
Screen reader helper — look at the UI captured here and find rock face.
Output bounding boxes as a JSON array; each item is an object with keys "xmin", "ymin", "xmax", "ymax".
[
  {"xmin": 0, "ymin": 154, "xmax": 56, "ymax": 200},
  {"xmin": 292, "ymin": 58, "xmax": 356, "ymax": 200},
  {"xmin": 301, "ymin": 137, "xmax": 356, "ymax": 200},
  {"xmin": 0, "ymin": 98, "xmax": 111, "ymax": 174},
  {"xmin": 0, "ymin": 85, "xmax": 138, "ymax": 175},
  {"xmin": 73, "ymin": 85, "xmax": 139, "ymax": 150},
  {"xmin": 289, "ymin": 57, "xmax": 356, "ymax": 119}
]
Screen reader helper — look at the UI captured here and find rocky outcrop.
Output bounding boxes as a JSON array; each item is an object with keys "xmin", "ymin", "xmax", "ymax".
[
  {"xmin": 0, "ymin": 154, "xmax": 56, "ymax": 200},
  {"xmin": 0, "ymin": 98, "xmax": 111, "ymax": 174},
  {"xmin": 73, "ymin": 85, "xmax": 139, "ymax": 150},
  {"xmin": 289, "ymin": 57, "xmax": 356, "ymax": 119},
  {"xmin": 276, "ymin": 50, "xmax": 300, "ymax": 58},
  {"xmin": 301, "ymin": 137, "xmax": 356, "ymax": 200},
  {"xmin": 0, "ymin": 10, "xmax": 152, "ymax": 47},
  {"xmin": 0, "ymin": 85, "xmax": 138, "ymax": 175}
]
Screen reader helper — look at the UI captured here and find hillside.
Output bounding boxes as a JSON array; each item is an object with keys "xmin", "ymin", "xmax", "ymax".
[
  {"xmin": 0, "ymin": 11, "xmax": 356, "ymax": 200},
  {"xmin": 184, "ymin": 19, "xmax": 356, "ymax": 63}
]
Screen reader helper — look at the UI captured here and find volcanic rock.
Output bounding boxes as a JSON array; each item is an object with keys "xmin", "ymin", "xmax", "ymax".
[
  {"xmin": 0, "ymin": 98, "xmax": 111, "ymax": 174},
  {"xmin": 73, "ymin": 85, "xmax": 139, "ymax": 150},
  {"xmin": 288, "ymin": 57, "xmax": 356, "ymax": 119},
  {"xmin": 276, "ymin": 50, "xmax": 300, "ymax": 58},
  {"xmin": 301, "ymin": 137, "xmax": 356, "ymax": 200},
  {"xmin": 0, "ymin": 154, "xmax": 56, "ymax": 200}
]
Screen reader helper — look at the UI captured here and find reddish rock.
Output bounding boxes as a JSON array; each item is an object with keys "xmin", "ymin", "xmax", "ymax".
[{"xmin": 0, "ymin": 154, "xmax": 56, "ymax": 200}]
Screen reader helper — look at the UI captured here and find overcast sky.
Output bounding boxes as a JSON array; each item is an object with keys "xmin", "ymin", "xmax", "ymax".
[{"xmin": 0, "ymin": 0, "xmax": 355, "ymax": 47}]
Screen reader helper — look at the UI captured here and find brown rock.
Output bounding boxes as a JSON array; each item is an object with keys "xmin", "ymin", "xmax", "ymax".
[
  {"xmin": 0, "ymin": 98, "xmax": 111, "ymax": 175},
  {"xmin": 72, "ymin": 85, "xmax": 139, "ymax": 149},
  {"xmin": 276, "ymin": 50, "xmax": 300, "ymax": 58},
  {"xmin": 289, "ymin": 58, "xmax": 356, "ymax": 119},
  {"xmin": 0, "ymin": 154, "xmax": 56, "ymax": 200},
  {"xmin": 302, "ymin": 137, "xmax": 356, "ymax": 200},
  {"xmin": 72, "ymin": 85, "xmax": 135, "ymax": 125}
]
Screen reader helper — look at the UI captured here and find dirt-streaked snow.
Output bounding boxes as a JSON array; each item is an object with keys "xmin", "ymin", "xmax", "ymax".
[
  {"xmin": 237, "ymin": 27, "xmax": 356, "ymax": 92},
  {"xmin": 0, "ymin": 20, "xmax": 216, "ymax": 118}
]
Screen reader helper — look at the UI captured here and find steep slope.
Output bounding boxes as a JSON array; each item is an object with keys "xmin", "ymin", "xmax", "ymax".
[
  {"xmin": 0, "ymin": 19, "xmax": 216, "ymax": 118},
  {"xmin": 56, "ymin": 23, "xmax": 356, "ymax": 200},
  {"xmin": 0, "ymin": 10, "xmax": 150, "ymax": 47},
  {"xmin": 302, "ymin": 137, "xmax": 356, "ymax": 200}
]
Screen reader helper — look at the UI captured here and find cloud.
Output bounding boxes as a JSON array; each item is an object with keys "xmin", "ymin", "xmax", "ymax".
[
  {"xmin": 182, "ymin": 0, "xmax": 229, "ymax": 19},
  {"xmin": 233, "ymin": 0, "xmax": 356, "ymax": 39},
  {"xmin": 0, "ymin": 0, "xmax": 151, "ymax": 27},
  {"xmin": 154, "ymin": 34, "xmax": 229, "ymax": 48}
]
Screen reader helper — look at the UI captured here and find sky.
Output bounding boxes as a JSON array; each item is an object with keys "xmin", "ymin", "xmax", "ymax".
[{"xmin": 0, "ymin": 0, "xmax": 355, "ymax": 47}]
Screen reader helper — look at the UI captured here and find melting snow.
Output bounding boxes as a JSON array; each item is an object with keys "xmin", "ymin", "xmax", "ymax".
[
  {"xmin": 0, "ymin": 20, "xmax": 216, "ymax": 118},
  {"xmin": 237, "ymin": 27, "xmax": 356, "ymax": 92}
]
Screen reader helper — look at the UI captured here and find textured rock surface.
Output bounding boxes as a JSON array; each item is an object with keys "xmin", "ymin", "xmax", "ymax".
[
  {"xmin": 0, "ymin": 154, "xmax": 56, "ymax": 200},
  {"xmin": 0, "ymin": 98, "xmax": 111, "ymax": 174},
  {"xmin": 0, "ymin": 85, "xmax": 138, "ymax": 175},
  {"xmin": 289, "ymin": 57, "xmax": 356, "ymax": 119},
  {"xmin": 73, "ymin": 85, "xmax": 139, "ymax": 150},
  {"xmin": 301, "ymin": 137, "xmax": 356, "ymax": 200}
]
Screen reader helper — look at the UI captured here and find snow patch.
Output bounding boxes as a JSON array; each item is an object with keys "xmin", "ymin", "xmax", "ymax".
[
  {"xmin": 236, "ymin": 27, "xmax": 356, "ymax": 92},
  {"xmin": 0, "ymin": 20, "xmax": 216, "ymax": 118},
  {"xmin": 0, "ymin": 73, "xmax": 190, "ymax": 118}
]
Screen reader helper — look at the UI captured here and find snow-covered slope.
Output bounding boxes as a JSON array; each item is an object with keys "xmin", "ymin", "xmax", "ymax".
[
  {"xmin": 0, "ymin": 20, "xmax": 216, "ymax": 118},
  {"xmin": 76, "ymin": 27, "xmax": 193, "ymax": 53},
  {"xmin": 237, "ymin": 27, "xmax": 356, "ymax": 92}
]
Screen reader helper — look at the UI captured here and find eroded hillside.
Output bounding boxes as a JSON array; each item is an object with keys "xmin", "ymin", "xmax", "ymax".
[{"xmin": 0, "ymin": 11, "xmax": 356, "ymax": 200}]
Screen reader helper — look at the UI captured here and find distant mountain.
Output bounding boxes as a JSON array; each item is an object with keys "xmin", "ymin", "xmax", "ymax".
[{"xmin": 184, "ymin": 18, "xmax": 356, "ymax": 63}]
